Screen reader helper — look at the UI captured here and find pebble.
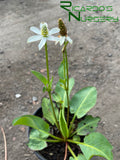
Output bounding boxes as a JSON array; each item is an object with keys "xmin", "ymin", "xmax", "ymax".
[
  {"xmin": 32, "ymin": 96, "xmax": 38, "ymax": 102},
  {"xmin": 12, "ymin": 137, "xmax": 16, "ymax": 141},
  {"xmin": 0, "ymin": 102, "xmax": 3, "ymax": 107},
  {"xmin": 49, "ymin": 153, "xmax": 53, "ymax": 156},
  {"xmin": 40, "ymin": 68, "xmax": 46, "ymax": 73},
  {"xmin": 108, "ymin": 53, "xmax": 112, "ymax": 57},
  {"xmin": 27, "ymin": 100, "xmax": 33, "ymax": 104},
  {"xmin": 19, "ymin": 127, "xmax": 25, "ymax": 132},
  {"xmin": 114, "ymin": 124, "xmax": 118, "ymax": 128},
  {"xmin": 26, "ymin": 79, "xmax": 30, "ymax": 83},
  {"xmin": 15, "ymin": 94, "xmax": 21, "ymax": 98},
  {"xmin": 79, "ymin": 46, "xmax": 83, "ymax": 50},
  {"xmin": 7, "ymin": 64, "xmax": 11, "ymax": 68},
  {"xmin": 0, "ymin": 50, "xmax": 4, "ymax": 54},
  {"xmin": 9, "ymin": 126, "xmax": 12, "ymax": 130}
]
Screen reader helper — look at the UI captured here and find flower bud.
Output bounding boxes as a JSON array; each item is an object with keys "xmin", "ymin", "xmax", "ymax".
[
  {"xmin": 58, "ymin": 18, "xmax": 67, "ymax": 36},
  {"xmin": 41, "ymin": 24, "xmax": 48, "ymax": 37}
]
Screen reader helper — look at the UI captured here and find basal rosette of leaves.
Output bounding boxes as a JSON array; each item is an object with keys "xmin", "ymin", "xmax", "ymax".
[{"xmin": 12, "ymin": 19, "xmax": 113, "ymax": 160}]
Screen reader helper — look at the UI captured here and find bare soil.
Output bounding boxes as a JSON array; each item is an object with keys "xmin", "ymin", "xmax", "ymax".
[{"xmin": 0, "ymin": 0, "xmax": 120, "ymax": 160}]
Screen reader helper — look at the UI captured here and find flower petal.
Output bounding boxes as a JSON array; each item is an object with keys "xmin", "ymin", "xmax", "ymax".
[
  {"xmin": 27, "ymin": 35, "xmax": 42, "ymax": 43},
  {"xmin": 47, "ymin": 35, "xmax": 59, "ymax": 42},
  {"xmin": 38, "ymin": 37, "xmax": 46, "ymax": 50},
  {"xmin": 30, "ymin": 27, "xmax": 41, "ymax": 34},
  {"xmin": 66, "ymin": 36, "xmax": 73, "ymax": 44},
  {"xmin": 55, "ymin": 40, "xmax": 59, "ymax": 45},
  {"xmin": 60, "ymin": 36, "xmax": 65, "ymax": 46},
  {"xmin": 49, "ymin": 28, "xmax": 60, "ymax": 35},
  {"xmin": 40, "ymin": 22, "xmax": 48, "ymax": 29}
]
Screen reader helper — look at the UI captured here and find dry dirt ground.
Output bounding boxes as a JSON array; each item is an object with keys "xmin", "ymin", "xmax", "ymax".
[{"xmin": 0, "ymin": 0, "xmax": 120, "ymax": 160}]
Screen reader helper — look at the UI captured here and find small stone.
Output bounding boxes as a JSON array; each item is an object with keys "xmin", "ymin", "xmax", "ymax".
[
  {"xmin": 28, "ymin": 100, "xmax": 33, "ymax": 104},
  {"xmin": 26, "ymin": 72, "xmax": 30, "ymax": 75},
  {"xmin": 15, "ymin": 94, "xmax": 21, "ymax": 98},
  {"xmin": 40, "ymin": 68, "xmax": 46, "ymax": 73},
  {"xmin": 19, "ymin": 127, "xmax": 25, "ymax": 132},
  {"xmin": 24, "ymin": 154, "xmax": 31, "ymax": 157},
  {"xmin": 0, "ymin": 50, "xmax": 4, "ymax": 54},
  {"xmin": 21, "ymin": 106, "xmax": 26, "ymax": 110},
  {"xmin": 107, "ymin": 53, "xmax": 112, "ymax": 57},
  {"xmin": 32, "ymin": 96, "xmax": 38, "ymax": 102},
  {"xmin": 79, "ymin": 46, "xmax": 83, "ymax": 50},
  {"xmin": 114, "ymin": 124, "xmax": 118, "ymax": 128},
  {"xmin": 9, "ymin": 126, "xmax": 12, "ymax": 130},
  {"xmin": 49, "ymin": 153, "xmax": 53, "ymax": 156},
  {"xmin": 0, "ymin": 102, "xmax": 3, "ymax": 107},
  {"xmin": 7, "ymin": 65, "xmax": 11, "ymax": 68},
  {"xmin": 26, "ymin": 79, "xmax": 30, "ymax": 83},
  {"xmin": 12, "ymin": 137, "xmax": 16, "ymax": 141}
]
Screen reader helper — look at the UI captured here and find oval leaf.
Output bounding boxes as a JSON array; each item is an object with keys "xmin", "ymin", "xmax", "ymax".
[
  {"xmin": 58, "ymin": 60, "xmax": 67, "ymax": 79},
  {"xmin": 59, "ymin": 110, "xmax": 69, "ymax": 138},
  {"xmin": 42, "ymin": 98, "xmax": 59, "ymax": 125},
  {"xmin": 79, "ymin": 132, "xmax": 113, "ymax": 160},
  {"xmin": 28, "ymin": 129, "xmax": 48, "ymax": 150},
  {"xmin": 70, "ymin": 154, "xmax": 87, "ymax": 160},
  {"xmin": 76, "ymin": 115, "xmax": 100, "ymax": 135},
  {"xmin": 12, "ymin": 115, "xmax": 50, "ymax": 133},
  {"xmin": 70, "ymin": 87, "xmax": 97, "ymax": 118},
  {"xmin": 53, "ymin": 78, "xmax": 75, "ymax": 107},
  {"xmin": 31, "ymin": 70, "xmax": 48, "ymax": 85}
]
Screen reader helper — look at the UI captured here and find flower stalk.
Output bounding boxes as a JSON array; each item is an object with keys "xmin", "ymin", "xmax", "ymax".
[
  {"xmin": 62, "ymin": 42, "xmax": 70, "ymax": 126},
  {"xmin": 45, "ymin": 43, "xmax": 60, "ymax": 130}
]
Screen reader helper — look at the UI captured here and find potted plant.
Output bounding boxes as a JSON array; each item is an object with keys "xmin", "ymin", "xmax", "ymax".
[{"xmin": 12, "ymin": 18, "xmax": 113, "ymax": 160}]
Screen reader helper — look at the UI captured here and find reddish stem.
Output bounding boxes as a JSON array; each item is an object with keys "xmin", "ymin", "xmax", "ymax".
[{"xmin": 64, "ymin": 142, "xmax": 68, "ymax": 160}]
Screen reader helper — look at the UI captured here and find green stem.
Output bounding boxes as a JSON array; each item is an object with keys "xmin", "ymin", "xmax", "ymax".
[
  {"xmin": 67, "ymin": 139, "xmax": 82, "ymax": 145},
  {"xmin": 38, "ymin": 129, "xmax": 62, "ymax": 141},
  {"xmin": 62, "ymin": 41, "xmax": 70, "ymax": 126},
  {"xmin": 44, "ymin": 139, "xmax": 62, "ymax": 143},
  {"xmin": 69, "ymin": 114, "xmax": 76, "ymax": 133},
  {"xmin": 45, "ymin": 42, "xmax": 60, "ymax": 130},
  {"xmin": 45, "ymin": 43, "xmax": 50, "ymax": 82},
  {"xmin": 67, "ymin": 145, "xmax": 77, "ymax": 160},
  {"xmin": 49, "ymin": 133, "xmax": 63, "ymax": 141},
  {"xmin": 48, "ymin": 92, "xmax": 60, "ymax": 130},
  {"xmin": 70, "ymin": 130, "xmax": 76, "ymax": 138},
  {"xmin": 65, "ymin": 47, "xmax": 70, "ymax": 126},
  {"xmin": 63, "ymin": 51, "xmax": 66, "ymax": 84}
]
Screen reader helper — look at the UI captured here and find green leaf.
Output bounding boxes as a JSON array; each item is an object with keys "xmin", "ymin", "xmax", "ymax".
[
  {"xmin": 73, "ymin": 135, "xmax": 80, "ymax": 142},
  {"xmin": 31, "ymin": 70, "xmax": 48, "ymax": 85},
  {"xmin": 58, "ymin": 60, "xmax": 67, "ymax": 79},
  {"xmin": 70, "ymin": 154, "xmax": 87, "ymax": 160},
  {"xmin": 28, "ymin": 129, "xmax": 48, "ymax": 150},
  {"xmin": 42, "ymin": 98, "xmax": 59, "ymax": 125},
  {"xmin": 52, "ymin": 93, "xmax": 62, "ymax": 104},
  {"xmin": 79, "ymin": 132, "xmax": 113, "ymax": 160},
  {"xmin": 53, "ymin": 78, "xmax": 75, "ymax": 107},
  {"xmin": 76, "ymin": 115, "xmax": 100, "ymax": 136},
  {"xmin": 59, "ymin": 78, "xmax": 65, "ymax": 84},
  {"xmin": 12, "ymin": 115, "xmax": 50, "ymax": 134},
  {"xmin": 49, "ymin": 76, "xmax": 53, "ymax": 88},
  {"xmin": 43, "ymin": 86, "xmax": 46, "ymax": 92},
  {"xmin": 59, "ymin": 110, "xmax": 69, "ymax": 138},
  {"xmin": 70, "ymin": 87, "xmax": 97, "ymax": 118}
]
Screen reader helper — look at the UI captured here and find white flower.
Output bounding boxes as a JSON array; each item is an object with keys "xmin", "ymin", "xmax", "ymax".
[
  {"xmin": 56, "ymin": 35, "xmax": 73, "ymax": 46},
  {"xmin": 27, "ymin": 22, "xmax": 60, "ymax": 50}
]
